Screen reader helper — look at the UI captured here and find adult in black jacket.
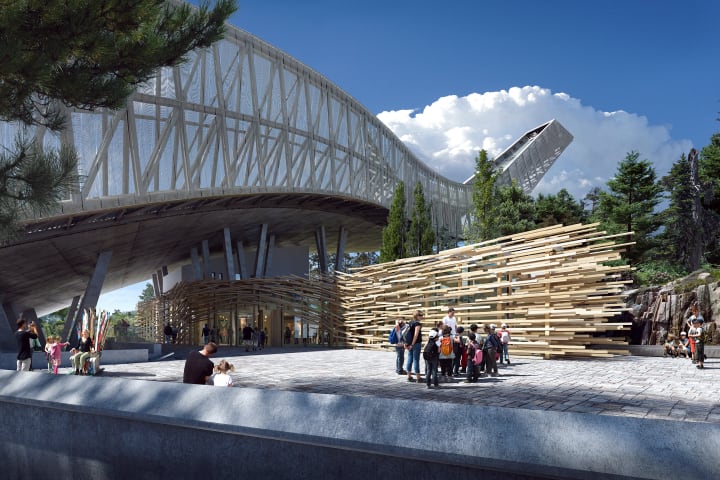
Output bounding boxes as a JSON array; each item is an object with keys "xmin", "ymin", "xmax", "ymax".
[
  {"xmin": 183, "ymin": 342, "xmax": 218, "ymax": 384},
  {"xmin": 15, "ymin": 318, "xmax": 39, "ymax": 371},
  {"xmin": 483, "ymin": 325, "xmax": 502, "ymax": 377}
]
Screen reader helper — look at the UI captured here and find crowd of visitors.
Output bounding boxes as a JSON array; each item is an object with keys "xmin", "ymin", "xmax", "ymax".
[
  {"xmin": 663, "ymin": 304, "xmax": 708, "ymax": 369},
  {"xmin": 390, "ymin": 307, "xmax": 513, "ymax": 388}
]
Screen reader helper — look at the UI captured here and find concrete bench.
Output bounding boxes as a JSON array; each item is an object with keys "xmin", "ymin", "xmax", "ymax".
[{"xmin": 68, "ymin": 351, "xmax": 101, "ymax": 375}]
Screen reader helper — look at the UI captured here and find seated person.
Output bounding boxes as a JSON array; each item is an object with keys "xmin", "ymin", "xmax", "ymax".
[
  {"xmin": 677, "ymin": 332, "xmax": 690, "ymax": 358},
  {"xmin": 663, "ymin": 334, "xmax": 678, "ymax": 357},
  {"xmin": 71, "ymin": 329, "xmax": 94, "ymax": 375}
]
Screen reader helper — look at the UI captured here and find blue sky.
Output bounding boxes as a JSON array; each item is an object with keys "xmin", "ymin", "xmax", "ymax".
[
  {"xmin": 100, "ymin": 0, "xmax": 720, "ymax": 311},
  {"xmin": 227, "ymin": 0, "xmax": 718, "ymax": 146}
]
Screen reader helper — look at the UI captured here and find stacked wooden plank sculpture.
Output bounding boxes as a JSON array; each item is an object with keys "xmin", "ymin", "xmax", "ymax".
[
  {"xmin": 336, "ymin": 223, "xmax": 632, "ymax": 357},
  {"xmin": 140, "ymin": 223, "xmax": 632, "ymax": 357}
]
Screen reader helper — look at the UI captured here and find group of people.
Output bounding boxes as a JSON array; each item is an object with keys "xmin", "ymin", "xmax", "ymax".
[
  {"xmin": 390, "ymin": 308, "xmax": 512, "ymax": 388},
  {"xmin": 15, "ymin": 317, "xmax": 97, "ymax": 375},
  {"xmin": 663, "ymin": 305, "xmax": 707, "ymax": 369},
  {"xmin": 182, "ymin": 342, "xmax": 236, "ymax": 386},
  {"xmin": 241, "ymin": 324, "xmax": 266, "ymax": 351},
  {"xmin": 163, "ymin": 323, "xmax": 178, "ymax": 344}
]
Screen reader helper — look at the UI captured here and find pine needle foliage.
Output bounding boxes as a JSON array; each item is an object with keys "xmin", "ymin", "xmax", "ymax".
[{"xmin": 0, "ymin": 0, "xmax": 237, "ymax": 239}]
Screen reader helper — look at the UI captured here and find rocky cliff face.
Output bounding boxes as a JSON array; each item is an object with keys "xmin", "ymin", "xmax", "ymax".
[{"xmin": 626, "ymin": 274, "xmax": 720, "ymax": 345}]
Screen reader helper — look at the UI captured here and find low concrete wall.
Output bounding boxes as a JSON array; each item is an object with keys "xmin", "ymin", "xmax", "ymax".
[
  {"xmin": 0, "ymin": 349, "xmax": 148, "ymax": 371},
  {"xmin": 0, "ymin": 371, "xmax": 718, "ymax": 480}
]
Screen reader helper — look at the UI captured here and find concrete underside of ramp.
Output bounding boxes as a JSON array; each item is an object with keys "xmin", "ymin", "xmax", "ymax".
[
  {"xmin": 1, "ymin": 371, "xmax": 717, "ymax": 480},
  {"xmin": 0, "ymin": 193, "xmax": 386, "ymax": 316}
]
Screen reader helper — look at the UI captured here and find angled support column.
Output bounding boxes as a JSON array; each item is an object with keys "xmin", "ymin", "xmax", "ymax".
[
  {"xmin": 334, "ymin": 226, "xmax": 348, "ymax": 273},
  {"xmin": 65, "ymin": 251, "xmax": 112, "ymax": 347},
  {"xmin": 315, "ymin": 226, "xmax": 328, "ymax": 274},
  {"xmin": 264, "ymin": 234, "xmax": 276, "ymax": 277},
  {"xmin": 59, "ymin": 296, "xmax": 81, "ymax": 343},
  {"xmin": 152, "ymin": 273, "xmax": 160, "ymax": 297},
  {"xmin": 236, "ymin": 241, "xmax": 248, "ymax": 280},
  {"xmin": 202, "ymin": 240, "xmax": 212, "ymax": 280},
  {"xmin": 0, "ymin": 303, "xmax": 19, "ymax": 351},
  {"xmin": 223, "ymin": 228, "xmax": 236, "ymax": 280},
  {"xmin": 254, "ymin": 224, "xmax": 268, "ymax": 279},
  {"xmin": 191, "ymin": 248, "xmax": 203, "ymax": 281},
  {"xmin": 156, "ymin": 269, "xmax": 164, "ymax": 294}
]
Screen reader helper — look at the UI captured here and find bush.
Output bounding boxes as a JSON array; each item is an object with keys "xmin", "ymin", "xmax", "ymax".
[{"xmin": 633, "ymin": 261, "xmax": 687, "ymax": 287}]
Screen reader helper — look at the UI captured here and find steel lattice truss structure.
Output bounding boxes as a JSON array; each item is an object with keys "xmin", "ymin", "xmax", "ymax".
[
  {"xmin": 5, "ymin": 23, "xmax": 468, "ymax": 235},
  {"xmin": 0, "ymin": 9, "xmax": 575, "ymax": 321}
]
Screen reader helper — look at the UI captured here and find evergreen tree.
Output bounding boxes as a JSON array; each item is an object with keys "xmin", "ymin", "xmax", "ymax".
[
  {"xmin": 583, "ymin": 186, "xmax": 602, "ymax": 214},
  {"xmin": 1, "ymin": 0, "xmax": 236, "ymax": 130},
  {"xmin": 435, "ymin": 225, "xmax": 457, "ymax": 252},
  {"xmin": 595, "ymin": 151, "xmax": 662, "ymax": 265},
  {"xmin": 380, "ymin": 181, "xmax": 407, "ymax": 262},
  {"xmin": 535, "ymin": 188, "xmax": 586, "ymax": 228},
  {"xmin": 0, "ymin": 135, "xmax": 79, "ymax": 239},
  {"xmin": 699, "ymin": 132, "xmax": 720, "ymax": 262},
  {"xmin": 348, "ymin": 251, "xmax": 379, "ymax": 268},
  {"xmin": 466, "ymin": 149, "xmax": 499, "ymax": 242},
  {"xmin": 0, "ymin": 0, "xmax": 236, "ymax": 239},
  {"xmin": 406, "ymin": 182, "xmax": 435, "ymax": 257},
  {"xmin": 491, "ymin": 180, "xmax": 536, "ymax": 237},
  {"xmin": 700, "ymin": 133, "xmax": 720, "ymax": 213},
  {"xmin": 139, "ymin": 283, "xmax": 156, "ymax": 302},
  {"xmin": 660, "ymin": 153, "xmax": 703, "ymax": 271}
]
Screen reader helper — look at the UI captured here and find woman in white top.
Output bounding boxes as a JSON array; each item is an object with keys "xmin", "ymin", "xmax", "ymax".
[{"xmin": 211, "ymin": 359, "xmax": 234, "ymax": 387}]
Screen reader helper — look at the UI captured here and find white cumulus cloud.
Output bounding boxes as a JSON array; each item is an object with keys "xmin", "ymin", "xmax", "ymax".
[{"xmin": 377, "ymin": 86, "xmax": 692, "ymax": 200}]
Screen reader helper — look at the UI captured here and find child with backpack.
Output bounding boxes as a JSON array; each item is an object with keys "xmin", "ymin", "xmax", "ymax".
[
  {"xmin": 465, "ymin": 333, "xmax": 481, "ymax": 383},
  {"xmin": 423, "ymin": 329, "xmax": 440, "ymax": 388},
  {"xmin": 438, "ymin": 326, "xmax": 455, "ymax": 382}
]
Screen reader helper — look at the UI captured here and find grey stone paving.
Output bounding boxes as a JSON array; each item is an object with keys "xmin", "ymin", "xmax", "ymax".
[{"xmin": 98, "ymin": 346, "xmax": 720, "ymax": 424}]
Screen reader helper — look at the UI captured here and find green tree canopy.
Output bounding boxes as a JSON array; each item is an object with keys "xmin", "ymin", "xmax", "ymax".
[
  {"xmin": 380, "ymin": 181, "xmax": 407, "ymax": 262},
  {"xmin": 595, "ymin": 151, "xmax": 662, "ymax": 264},
  {"xmin": 659, "ymin": 151, "xmax": 713, "ymax": 271},
  {"xmin": 1, "ymin": 0, "xmax": 236, "ymax": 130},
  {"xmin": 491, "ymin": 180, "xmax": 536, "ymax": 238},
  {"xmin": 583, "ymin": 186, "xmax": 602, "ymax": 214},
  {"xmin": 466, "ymin": 149, "xmax": 499, "ymax": 242},
  {"xmin": 535, "ymin": 188, "xmax": 586, "ymax": 228},
  {"xmin": 406, "ymin": 181, "xmax": 435, "ymax": 257},
  {"xmin": 139, "ymin": 283, "xmax": 156, "ymax": 302},
  {"xmin": 700, "ymin": 133, "xmax": 720, "ymax": 213},
  {"xmin": 0, "ymin": 0, "xmax": 236, "ymax": 239},
  {"xmin": 699, "ymin": 132, "xmax": 720, "ymax": 262}
]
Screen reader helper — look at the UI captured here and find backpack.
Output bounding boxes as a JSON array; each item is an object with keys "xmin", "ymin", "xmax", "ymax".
[
  {"xmin": 500, "ymin": 330, "xmax": 510, "ymax": 344},
  {"xmin": 440, "ymin": 336, "xmax": 453, "ymax": 356},
  {"xmin": 389, "ymin": 327, "xmax": 398, "ymax": 345},
  {"xmin": 423, "ymin": 339, "xmax": 438, "ymax": 360},
  {"xmin": 473, "ymin": 346, "xmax": 483, "ymax": 365},
  {"xmin": 401, "ymin": 322, "xmax": 415, "ymax": 345}
]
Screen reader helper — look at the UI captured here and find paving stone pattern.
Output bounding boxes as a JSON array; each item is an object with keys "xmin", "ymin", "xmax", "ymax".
[{"xmin": 99, "ymin": 347, "xmax": 720, "ymax": 424}]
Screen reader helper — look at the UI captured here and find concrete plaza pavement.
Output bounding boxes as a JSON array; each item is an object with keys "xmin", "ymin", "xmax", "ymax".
[{"xmin": 96, "ymin": 345, "xmax": 720, "ymax": 425}]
